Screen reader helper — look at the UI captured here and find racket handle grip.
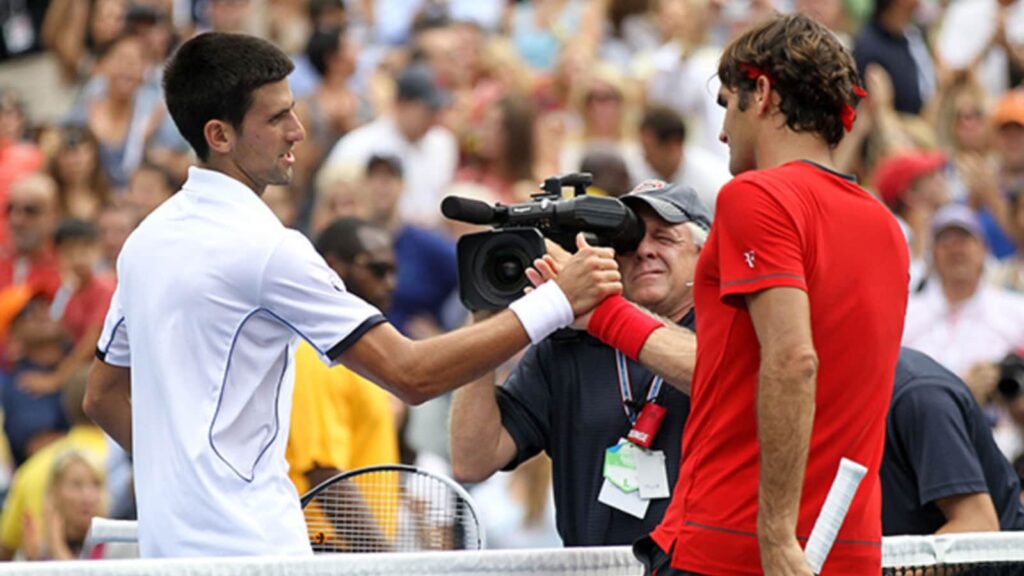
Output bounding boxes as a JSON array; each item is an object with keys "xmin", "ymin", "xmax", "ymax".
[{"xmin": 804, "ymin": 457, "xmax": 868, "ymax": 574}]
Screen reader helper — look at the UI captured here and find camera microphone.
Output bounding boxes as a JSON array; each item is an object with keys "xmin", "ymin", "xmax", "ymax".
[{"xmin": 441, "ymin": 196, "xmax": 506, "ymax": 225}]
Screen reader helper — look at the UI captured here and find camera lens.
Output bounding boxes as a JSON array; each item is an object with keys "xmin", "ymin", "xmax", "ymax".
[
  {"xmin": 485, "ymin": 249, "xmax": 529, "ymax": 291},
  {"xmin": 492, "ymin": 255, "xmax": 524, "ymax": 285}
]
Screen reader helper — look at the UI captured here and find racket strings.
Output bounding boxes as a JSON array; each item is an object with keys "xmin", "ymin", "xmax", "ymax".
[{"xmin": 303, "ymin": 469, "xmax": 482, "ymax": 553}]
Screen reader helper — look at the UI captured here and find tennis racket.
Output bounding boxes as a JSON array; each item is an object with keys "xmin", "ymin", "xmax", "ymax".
[{"xmin": 300, "ymin": 464, "xmax": 485, "ymax": 553}]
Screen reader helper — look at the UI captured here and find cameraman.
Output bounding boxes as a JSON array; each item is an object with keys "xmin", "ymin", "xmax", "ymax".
[{"xmin": 450, "ymin": 181, "xmax": 709, "ymax": 546}]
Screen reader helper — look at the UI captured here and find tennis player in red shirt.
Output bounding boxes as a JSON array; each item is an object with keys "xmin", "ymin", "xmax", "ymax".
[{"xmin": 638, "ymin": 13, "xmax": 909, "ymax": 576}]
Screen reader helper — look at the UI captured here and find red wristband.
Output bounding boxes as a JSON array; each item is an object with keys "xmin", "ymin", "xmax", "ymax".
[{"xmin": 587, "ymin": 295, "xmax": 663, "ymax": 360}]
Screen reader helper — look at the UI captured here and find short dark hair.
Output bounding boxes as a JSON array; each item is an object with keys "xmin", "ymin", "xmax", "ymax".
[
  {"xmin": 640, "ymin": 106, "xmax": 686, "ymax": 144},
  {"xmin": 163, "ymin": 32, "xmax": 295, "ymax": 161},
  {"xmin": 315, "ymin": 217, "xmax": 387, "ymax": 262},
  {"xmin": 54, "ymin": 218, "xmax": 98, "ymax": 247},
  {"xmin": 306, "ymin": 26, "xmax": 343, "ymax": 78},
  {"xmin": 718, "ymin": 13, "xmax": 864, "ymax": 148}
]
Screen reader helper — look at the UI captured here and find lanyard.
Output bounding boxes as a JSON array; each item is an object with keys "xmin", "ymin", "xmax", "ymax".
[{"xmin": 615, "ymin": 350, "xmax": 663, "ymax": 425}]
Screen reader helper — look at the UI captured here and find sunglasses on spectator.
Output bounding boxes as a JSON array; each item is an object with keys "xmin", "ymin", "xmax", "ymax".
[
  {"xmin": 956, "ymin": 108, "xmax": 984, "ymax": 122},
  {"xmin": 5, "ymin": 203, "xmax": 43, "ymax": 217},
  {"xmin": 587, "ymin": 91, "xmax": 622, "ymax": 104},
  {"xmin": 357, "ymin": 260, "xmax": 396, "ymax": 280}
]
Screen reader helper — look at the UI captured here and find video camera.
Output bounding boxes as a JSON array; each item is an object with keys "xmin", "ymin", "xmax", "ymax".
[{"xmin": 441, "ymin": 173, "xmax": 645, "ymax": 311}]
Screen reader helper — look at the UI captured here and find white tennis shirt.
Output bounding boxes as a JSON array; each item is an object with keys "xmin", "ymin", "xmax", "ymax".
[{"xmin": 97, "ymin": 167, "xmax": 384, "ymax": 557}]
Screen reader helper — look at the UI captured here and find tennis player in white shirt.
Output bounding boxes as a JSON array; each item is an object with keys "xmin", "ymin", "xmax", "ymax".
[{"xmin": 83, "ymin": 32, "xmax": 621, "ymax": 558}]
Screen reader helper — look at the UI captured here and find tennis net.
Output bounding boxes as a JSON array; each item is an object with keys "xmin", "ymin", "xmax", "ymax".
[{"xmin": 0, "ymin": 533, "xmax": 1022, "ymax": 575}]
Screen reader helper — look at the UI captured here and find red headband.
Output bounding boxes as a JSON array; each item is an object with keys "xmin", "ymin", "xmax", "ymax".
[{"xmin": 739, "ymin": 63, "xmax": 869, "ymax": 133}]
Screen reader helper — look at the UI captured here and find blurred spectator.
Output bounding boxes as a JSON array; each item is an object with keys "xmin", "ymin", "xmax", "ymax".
[
  {"xmin": 995, "ymin": 89, "xmax": 1024, "ymax": 200},
  {"xmin": 992, "ymin": 190, "xmax": 1024, "ymax": 292},
  {"xmin": 287, "ymin": 217, "xmax": 399, "ymax": 496},
  {"xmin": 0, "ymin": 369, "xmax": 110, "ymax": 561},
  {"xmin": 510, "ymin": 0, "xmax": 590, "ymax": 72},
  {"xmin": 361, "ymin": 154, "xmax": 459, "ymax": 337},
  {"xmin": 579, "ymin": 146, "xmax": 631, "ymax": 196},
  {"xmin": 903, "ymin": 205, "xmax": 1024, "ymax": 383},
  {"xmin": 324, "ymin": 64, "xmax": 457, "ymax": 228},
  {"xmin": 0, "ymin": 297, "xmax": 69, "ymax": 467},
  {"xmin": 22, "ymin": 449, "xmax": 107, "ymax": 560},
  {"xmin": 67, "ymin": 33, "xmax": 161, "ymax": 191},
  {"xmin": 0, "ymin": 174, "xmax": 62, "ymax": 300},
  {"xmin": 642, "ymin": 0, "xmax": 726, "ymax": 159},
  {"xmin": 124, "ymin": 162, "xmax": 176, "ymax": 221},
  {"xmin": 310, "ymin": 162, "xmax": 369, "ymax": 235},
  {"xmin": 15, "ymin": 219, "xmax": 114, "ymax": 399},
  {"xmin": 561, "ymin": 64, "xmax": 644, "ymax": 181},
  {"xmin": 41, "ymin": 0, "xmax": 127, "ymax": 83},
  {"xmin": 123, "ymin": 2, "xmax": 178, "ymax": 83},
  {"xmin": 874, "ymin": 151, "xmax": 951, "ymax": 290},
  {"xmin": 936, "ymin": 0, "xmax": 1024, "ymax": 100},
  {"xmin": 636, "ymin": 105, "xmax": 730, "ymax": 211},
  {"xmin": 853, "ymin": 0, "xmax": 936, "ymax": 115},
  {"xmin": 293, "ymin": 26, "xmax": 368, "ymax": 214},
  {"xmin": 47, "ymin": 124, "xmax": 112, "ymax": 221},
  {"xmin": 0, "ymin": 89, "xmax": 44, "ymax": 247},
  {"xmin": 195, "ymin": 0, "xmax": 255, "ymax": 34},
  {"xmin": 962, "ymin": 88, "xmax": 1024, "ymax": 259},
  {"xmin": 457, "ymin": 94, "xmax": 537, "ymax": 204},
  {"xmin": 933, "ymin": 77, "xmax": 993, "ymax": 160},
  {"xmin": 95, "ymin": 204, "xmax": 134, "ymax": 273}
]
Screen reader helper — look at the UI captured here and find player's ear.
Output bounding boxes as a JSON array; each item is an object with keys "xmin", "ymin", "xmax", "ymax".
[
  {"xmin": 755, "ymin": 76, "xmax": 773, "ymax": 115},
  {"xmin": 204, "ymin": 119, "xmax": 235, "ymax": 156}
]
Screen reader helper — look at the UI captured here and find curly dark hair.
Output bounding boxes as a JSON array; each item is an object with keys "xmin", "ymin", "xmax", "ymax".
[{"xmin": 718, "ymin": 13, "xmax": 864, "ymax": 148}]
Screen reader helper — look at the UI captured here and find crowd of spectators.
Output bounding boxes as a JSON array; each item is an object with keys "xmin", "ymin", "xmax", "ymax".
[{"xmin": 0, "ymin": 0, "xmax": 1021, "ymax": 560}]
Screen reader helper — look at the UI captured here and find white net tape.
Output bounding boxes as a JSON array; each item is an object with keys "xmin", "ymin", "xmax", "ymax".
[{"xmin": 0, "ymin": 532, "xmax": 1022, "ymax": 575}]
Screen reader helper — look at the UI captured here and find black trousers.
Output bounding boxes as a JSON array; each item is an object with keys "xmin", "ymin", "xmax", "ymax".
[{"xmin": 632, "ymin": 535, "xmax": 707, "ymax": 576}]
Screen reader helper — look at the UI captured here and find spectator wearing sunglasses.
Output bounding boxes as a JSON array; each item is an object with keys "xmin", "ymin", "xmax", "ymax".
[
  {"xmin": 0, "ymin": 173, "xmax": 62, "ymax": 302},
  {"xmin": 286, "ymin": 217, "xmax": 400, "ymax": 498}
]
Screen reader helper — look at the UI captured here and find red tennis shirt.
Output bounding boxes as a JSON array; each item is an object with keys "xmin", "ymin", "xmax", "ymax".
[{"xmin": 651, "ymin": 161, "xmax": 909, "ymax": 575}]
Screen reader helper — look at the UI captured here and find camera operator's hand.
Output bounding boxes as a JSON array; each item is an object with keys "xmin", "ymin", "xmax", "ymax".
[{"xmin": 543, "ymin": 233, "xmax": 621, "ymax": 318}]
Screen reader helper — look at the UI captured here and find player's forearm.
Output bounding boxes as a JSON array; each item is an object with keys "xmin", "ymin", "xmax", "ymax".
[
  {"xmin": 756, "ymin": 347, "xmax": 817, "ymax": 547},
  {"xmin": 83, "ymin": 361, "xmax": 133, "ymax": 454},
  {"xmin": 345, "ymin": 313, "xmax": 531, "ymax": 406},
  {"xmin": 450, "ymin": 372, "xmax": 510, "ymax": 483},
  {"xmin": 638, "ymin": 323, "xmax": 696, "ymax": 394}
]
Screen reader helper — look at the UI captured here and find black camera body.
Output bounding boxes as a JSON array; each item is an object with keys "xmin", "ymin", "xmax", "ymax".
[
  {"xmin": 998, "ymin": 352, "xmax": 1024, "ymax": 400},
  {"xmin": 443, "ymin": 173, "xmax": 645, "ymax": 311}
]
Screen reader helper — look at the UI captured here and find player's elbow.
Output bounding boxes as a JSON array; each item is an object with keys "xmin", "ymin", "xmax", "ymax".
[
  {"xmin": 764, "ymin": 344, "xmax": 818, "ymax": 382},
  {"xmin": 450, "ymin": 453, "xmax": 496, "ymax": 484},
  {"xmin": 389, "ymin": 372, "xmax": 434, "ymax": 406}
]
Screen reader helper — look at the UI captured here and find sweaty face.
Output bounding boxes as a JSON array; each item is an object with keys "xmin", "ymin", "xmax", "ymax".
[
  {"xmin": 231, "ymin": 79, "xmax": 305, "ymax": 192},
  {"xmin": 717, "ymin": 86, "xmax": 756, "ymax": 175},
  {"xmin": 617, "ymin": 208, "xmax": 699, "ymax": 319}
]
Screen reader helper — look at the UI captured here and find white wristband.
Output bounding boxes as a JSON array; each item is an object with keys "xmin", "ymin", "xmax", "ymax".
[{"xmin": 508, "ymin": 281, "xmax": 575, "ymax": 344}]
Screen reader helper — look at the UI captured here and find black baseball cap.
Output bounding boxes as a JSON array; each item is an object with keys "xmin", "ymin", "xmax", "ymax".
[
  {"xmin": 395, "ymin": 65, "xmax": 450, "ymax": 110},
  {"xmin": 620, "ymin": 180, "xmax": 712, "ymax": 231}
]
